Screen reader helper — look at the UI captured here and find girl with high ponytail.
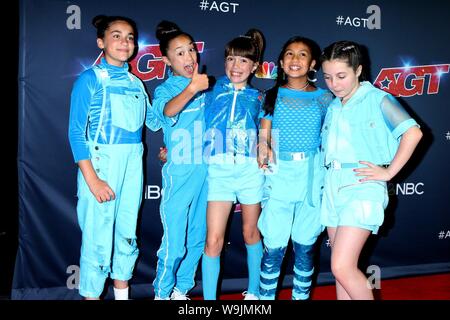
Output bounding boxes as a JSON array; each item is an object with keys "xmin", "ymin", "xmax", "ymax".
[{"xmin": 201, "ymin": 28, "xmax": 266, "ymax": 300}]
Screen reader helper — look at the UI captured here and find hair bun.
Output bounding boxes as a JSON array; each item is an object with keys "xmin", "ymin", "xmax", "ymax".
[
  {"xmin": 92, "ymin": 15, "xmax": 108, "ymax": 28},
  {"xmin": 156, "ymin": 20, "xmax": 181, "ymax": 41}
]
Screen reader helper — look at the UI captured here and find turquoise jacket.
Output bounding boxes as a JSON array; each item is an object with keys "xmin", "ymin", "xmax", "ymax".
[
  {"xmin": 152, "ymin": 71, "xmax": 206, "ymax": 165},
  {"xmin": 321, "ymin": 81, "xmax": 418, "ymax": 166},
  {"xmin": 204, "ymin": 76, "xmax": 263, "ymax": 158}
]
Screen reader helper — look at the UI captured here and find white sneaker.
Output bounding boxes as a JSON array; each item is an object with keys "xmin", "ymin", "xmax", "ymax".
[
  {"xmin": 154, "ymin": 296, "xmax": 170, "ymax": 300},
  {"xmin": 170, "ymin": 288, "xmax": 190, "ymax": 300},
  {"xmin": 242, "ymin": 291, "xmax": 259, "ymax": 300}
]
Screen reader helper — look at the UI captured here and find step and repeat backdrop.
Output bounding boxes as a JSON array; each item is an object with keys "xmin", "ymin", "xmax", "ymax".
[{"xmin": 15, "ymin": 0, "xmax": 450, "ymax": 299}]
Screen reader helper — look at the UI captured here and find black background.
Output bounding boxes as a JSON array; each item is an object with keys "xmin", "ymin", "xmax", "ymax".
[{"xmin": 1, "ymin": 0, "xmax": 19, "ymax": 299}]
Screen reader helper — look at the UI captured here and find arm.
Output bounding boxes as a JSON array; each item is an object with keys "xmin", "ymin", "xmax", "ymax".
[
  {"xmin": 163, "ymin": 63, "xmax": 209, "ymax": 117},
  {"xmin": 258, "ymin": 118, "xmax": 273, "ymax": 168},
  {"xmin": 356, "ymin": 125, "xmax": 422, "ymax": 182},
  {"xmin": 68, "ymin": 70, "xmax": 115, "ymax": 203},
  {"xmin": 355, "ymin": 95, "xmax": 423, "ymax": 182},
  {"xmin": 68, "ymin": 71, "xmax": 96, "ymax": 162},
  {"xmin": 138, "ymin": 79, "xmax": 161, "ymax": 132},
  {"xmin": 78, "ymin": 160, "xmax": 116, "ymax": 203}
]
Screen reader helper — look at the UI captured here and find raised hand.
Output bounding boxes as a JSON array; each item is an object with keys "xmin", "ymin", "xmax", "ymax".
[{"xmin": 189, "ymin": 63, "xmax": 209, "ymax": 93}]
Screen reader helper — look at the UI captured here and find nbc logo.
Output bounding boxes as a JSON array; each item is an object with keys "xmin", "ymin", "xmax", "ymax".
[{"xmin": 256, "ymin": 61, "xmax": 277, "ymax": 79}]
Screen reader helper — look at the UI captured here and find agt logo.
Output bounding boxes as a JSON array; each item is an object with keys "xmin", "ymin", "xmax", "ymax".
[
  {"xmin": 94, "ymin": 42, "xmax": 205, "ymax": 82},
  {"xmin": 335, "ymin": 5, "xmax": 381, "ymax": 30},
  {"xmin": 255, "ymin": 61, "xmax": 277, "ymax": 79},
  {"xmin": 198, "ymin": 1, "xmax": 240, "ymax": 13},
  {"xmin": 374, "ymin": 64, "xmax": 449, "ymax": 97}
]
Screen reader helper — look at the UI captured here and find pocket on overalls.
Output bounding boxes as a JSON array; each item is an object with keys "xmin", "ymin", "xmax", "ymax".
[
  {"xmin": 261, "ymin": 174, "xmax": 273, "ymax": 209},
  {"xmin": 110, "ymin": 92, "xmax": 145, "ymax": 132}
]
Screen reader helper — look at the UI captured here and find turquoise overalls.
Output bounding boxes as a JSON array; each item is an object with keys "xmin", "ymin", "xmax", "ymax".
[{"xmin": 68, "ymin": 58, "xmax": 160, "ymax": 298}]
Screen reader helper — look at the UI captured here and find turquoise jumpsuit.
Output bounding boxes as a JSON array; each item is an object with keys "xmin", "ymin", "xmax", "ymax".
[{"xmin": 151, "ymin": 71, "xmax": 208, "ymax": 299}]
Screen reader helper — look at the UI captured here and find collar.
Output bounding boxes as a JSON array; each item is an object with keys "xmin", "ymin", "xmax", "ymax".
[
  {"xmin": 217, "ymin": 75, "xmax": 255, "ymax": 93},
  {"xmin": 333, "ymin": 81, "xmax": 374, "ymax": 109},
  {"xmin": 100, "ymin": 57, "xmax": 129, "ymax": 74}
]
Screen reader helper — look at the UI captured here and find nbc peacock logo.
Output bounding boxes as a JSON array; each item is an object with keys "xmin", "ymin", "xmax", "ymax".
[{"xmin": 256, "ymin": 61, "xmax": 277, "ymax": 79}]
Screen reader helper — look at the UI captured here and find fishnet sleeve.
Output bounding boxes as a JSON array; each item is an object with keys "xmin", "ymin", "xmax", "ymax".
[{"xmin": 380, "ymin": 95, "xmax": 419, "ymax": 140}]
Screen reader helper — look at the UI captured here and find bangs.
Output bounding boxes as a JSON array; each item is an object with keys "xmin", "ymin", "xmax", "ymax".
[{"xmin": 225, "ymin": 38, "xmax": 257, "ymax": 61}]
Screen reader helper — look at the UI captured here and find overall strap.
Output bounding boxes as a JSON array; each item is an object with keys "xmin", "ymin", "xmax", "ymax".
[{"xmin": 91, "ymin": 64, "xmax": 109, "ymax": 145}]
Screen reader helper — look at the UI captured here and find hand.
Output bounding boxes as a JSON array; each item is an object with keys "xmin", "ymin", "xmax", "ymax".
[
  {"xmin": 88, "ymin": 178, "xmax": 116, "ymax": 203},
  {"xmin": 353, "ymin": 161, "xmax": 393, "ymax": 182},
  {"xmin": 158, "ymin": 146, "xmax": 168, "ymax": 163},
  {"xmin": 257, "ymin": 143, "xmax": 273, "ymax": 169},
  {"xmin": 189, "ymin": 63, "xmax": 209, "ymax": 94}
]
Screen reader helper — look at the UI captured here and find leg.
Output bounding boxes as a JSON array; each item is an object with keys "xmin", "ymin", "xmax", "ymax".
[
  {"xmin": 257, "ymin": 198, "xmax": 293, "ymax": 300},
  {"xmin": 327, "ymin": 227, "xmax": 351, "ymax": 300},
  {"xmin": 241, "ymin": 203, "xmax": 263, "ymax": 297},
  {"xmin": 331, "ymin": 226, "xmax": 373, "ymax": 300},
  {"xmin": 259, "ymin": 246, "xmax": 287, "ymax": 300},
  {"xmin": 77, "ymin": 194, "xmax": 114, "ymax": 299},
  {"xmin": 290, "ymin": 197, "xmax": 323, "ymax": 300},
  {"xmin": 174, "ymin": 170, "xmax": 208, "ymax": 295},
  {"xmin": 113, "ymin": 280, "xmax": 129, "ymax": 300},
  {"xmin": 202, "ymin": 201, "xmax": 233, "ymax": 300},
  {"xmin": 111, "ymin": 146, "xmax": 143, "ymax": 299},
  {"xmin": 292, "ymin": 242, "xmax": 315, "ymax": 300},
  {"xmin": 153, "ymin": 164, "xmax": 192, "ymax": 299},
  {"xmin": 113, "ymin": 279, "xmax": 128, "ymax": 289},
  {"xmin": 241, "ymin": 203, "xmax": 262, "ymax": 245}
]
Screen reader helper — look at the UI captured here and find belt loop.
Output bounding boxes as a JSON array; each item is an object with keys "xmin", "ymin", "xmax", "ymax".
[{"xmin": 332, "ymin": 159, "xmax": 341, "ymax": 169}]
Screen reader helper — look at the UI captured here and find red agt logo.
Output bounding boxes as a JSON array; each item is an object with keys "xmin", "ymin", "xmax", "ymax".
[
  {"xmin": 374, "ymin": 64, "xmax": 449, "ymax": 97},
  {"xmin": 94, "ymin": 42, "xmax": 205, "ymax": 82}
]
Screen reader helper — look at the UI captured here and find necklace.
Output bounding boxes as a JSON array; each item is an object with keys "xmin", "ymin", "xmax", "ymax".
[{"xmin": 286, "ymin": 82, "xmax": 309, "ymax": 91}]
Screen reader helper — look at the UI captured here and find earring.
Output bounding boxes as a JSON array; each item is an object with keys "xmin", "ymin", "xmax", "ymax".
[{"xmin": 307, "ymin": 68, "xmax": 317, "ymax": 82}]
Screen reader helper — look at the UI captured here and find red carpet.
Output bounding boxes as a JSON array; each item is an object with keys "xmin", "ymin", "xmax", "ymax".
[{"xmin": 193, "ymin": 273, "xmax": 450, "ymax": 300}]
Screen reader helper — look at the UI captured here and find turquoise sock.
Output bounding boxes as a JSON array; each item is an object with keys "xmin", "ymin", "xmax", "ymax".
[
  {"xmin": 201, "ymin": 253, "xmax": 220, "ymax": 300},
  {"xmin": 245, "ymin": 240, "xmax": 263, "ymax": 296}
]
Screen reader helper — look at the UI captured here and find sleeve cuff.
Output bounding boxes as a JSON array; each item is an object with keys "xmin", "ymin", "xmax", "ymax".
[{"xmin": 392, "ymin": 118, "xmax": 420, "ymax": 140}]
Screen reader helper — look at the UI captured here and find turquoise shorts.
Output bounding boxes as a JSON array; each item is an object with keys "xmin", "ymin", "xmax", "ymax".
[
  {"xmin": 207, "ymin": 154, "xmax": 264, "ymax": 205},
  {"xmin": 321, "ymin": 168, "xmax": 389, "ymax": 234}
]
